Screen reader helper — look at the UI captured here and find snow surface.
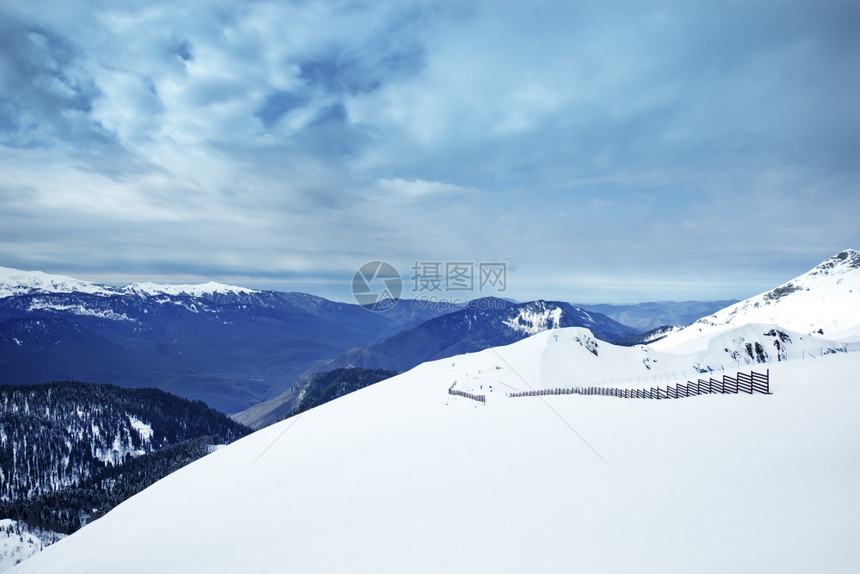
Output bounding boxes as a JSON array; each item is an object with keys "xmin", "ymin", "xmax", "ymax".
[
  {"xmin": 12, "ymin": 327, "xmax": 860, "ymax": 574},
  {"xmin": 446, "ymin": 326, "xmax": 855, "ymax": 393},
  {"xmin": 651, "ymin": 249, "xmax": 860, "ymax": 350},
  {"xmin": 0, "ymin": 521, "xmax": 64, "ymax": 572}
]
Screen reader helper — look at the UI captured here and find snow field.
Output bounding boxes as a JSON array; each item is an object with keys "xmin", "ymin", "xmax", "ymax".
[{"xmin": 13, "ymin": 333, "xmax": 860, "ymax": 573}]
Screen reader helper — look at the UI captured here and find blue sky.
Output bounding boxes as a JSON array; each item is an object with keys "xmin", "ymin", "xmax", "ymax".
[{"xmin": 1, "ymin": 0, "xmax": 858, "ymax": 304}]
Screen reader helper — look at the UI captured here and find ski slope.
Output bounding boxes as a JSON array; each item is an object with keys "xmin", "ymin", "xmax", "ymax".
[{"xmin": 13, "ymin": 329, "xmax": 860, "ymax": 573}]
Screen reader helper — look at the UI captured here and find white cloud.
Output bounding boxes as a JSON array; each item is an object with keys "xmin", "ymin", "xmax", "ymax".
[{"xmin": 371, "ymin": 178, "xmax": 478, "ymax": 202}]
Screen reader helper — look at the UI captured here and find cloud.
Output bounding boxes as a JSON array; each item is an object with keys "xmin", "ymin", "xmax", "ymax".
[
  {"xmin": 0, "ymin": 0, "xmax": 858, "ymax": 303},
  {"xmin": 371, "ymin": 178, "xmax": 477, "ymax": 202}
]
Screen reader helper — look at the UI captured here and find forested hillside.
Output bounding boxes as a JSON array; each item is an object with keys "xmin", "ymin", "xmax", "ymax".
[{"xmin": 0, "ymin": 382, "xmax": 251, "ymax": 533}]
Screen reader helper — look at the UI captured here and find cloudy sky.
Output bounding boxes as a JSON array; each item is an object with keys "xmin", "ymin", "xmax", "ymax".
[{"xmin": 1, "ymin": 1, "xmax": 858, "ymax": 304}]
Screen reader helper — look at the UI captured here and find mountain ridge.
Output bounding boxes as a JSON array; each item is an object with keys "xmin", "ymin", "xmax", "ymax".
[
  {"xmin": 329, "ymin": 298, "xmax": 639, "ymax": 371},
  {"xmin": 651, "ymin": 249, "xmax": 860, "ymax": 352},
  {"xmin": 234, "ymin": 299, "xmax": 639, "ymax": 428},
  {"xmin": 0, "ymin": 267, "xmax": 260, "ymax": 299},
  {"xmin": 0, "ymin": 276, "xmax": 447, "ymax": 413}
]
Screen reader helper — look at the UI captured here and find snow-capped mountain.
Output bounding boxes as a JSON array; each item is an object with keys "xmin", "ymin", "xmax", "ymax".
[
  {"xmin": 0, "ymin": 268, "xmax": 118, "ymax": 299},
  {"xmin": 0, "ymin": 267, "xmax": 261, "ymax": 300},
  {"xmin": 122, "ymin": 281, "xmax": 258, "ymax": 298},
  {"xmin": 11, "ymin": 325, "xmax": 860, "ymax": 573},
  {"xmin": 650, "ymin": 249, "xmax": 860, "ymax": 351}
]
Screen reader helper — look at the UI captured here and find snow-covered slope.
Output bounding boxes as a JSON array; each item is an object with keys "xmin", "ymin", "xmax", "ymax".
[
  {"xmin": 442, "ymin": 326, "xmax": 852, "ymax": 394},
  {"xmin": 12, "ymin": 328, "xmax": 860, "ymax": 573},
  {"xmin": 650, "ymin": 249, "xmax": 860, "ymax": 351},
  {"xmin": 1, "ymin": 521, "xmax": 64, "ymax": 572}
]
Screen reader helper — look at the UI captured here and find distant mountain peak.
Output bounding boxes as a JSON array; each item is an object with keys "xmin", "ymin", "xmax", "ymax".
[
  {"xmin": 807, "ymin": 249, "xmax": 860, "ymax": 277},
  {"xmin": 123, "ymin": 281, "xmax": 258, "ymax": 297},
  {"xmin": 0, "ymin": 266, "xmax": 117, "ymax": 299}
]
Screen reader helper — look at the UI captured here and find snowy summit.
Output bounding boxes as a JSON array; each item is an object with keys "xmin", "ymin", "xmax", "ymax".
[{"xmin": 650, "ymin": 249, "xmax": 860, "ymax": 351}]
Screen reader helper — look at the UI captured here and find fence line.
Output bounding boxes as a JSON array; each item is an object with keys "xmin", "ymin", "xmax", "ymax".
[
  {"xmin": 448, "ymin": 382, "xmax": 486, "ymax": 404},
  {"xmin": 507, "ymin": 370, "xmax": 770, "ymax": 400}
]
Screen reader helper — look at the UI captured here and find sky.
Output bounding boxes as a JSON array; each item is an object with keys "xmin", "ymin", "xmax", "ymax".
[{"xmin": 1, "ymin": 0, "xmax": 858, "ymax": 304}]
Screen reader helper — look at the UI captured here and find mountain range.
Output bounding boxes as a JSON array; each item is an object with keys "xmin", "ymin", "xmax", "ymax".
[
  {"xmin": 580, "ymin": 300, "xmax": 738, "ymax": 332},
  {"xmin": 11, "ymin": 249, "xmax": 860, "ymax": 574},
  {"xmin": 0, "ymin": 268, "xmax": 448, "ymax": 413},
  {"xmin": 0, "ymin": 267, "xmax": 720, "ymax": 417}
]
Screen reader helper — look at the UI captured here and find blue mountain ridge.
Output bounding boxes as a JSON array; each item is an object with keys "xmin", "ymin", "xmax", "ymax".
[{"xmin": 0, "ymin": 289, "xmax": 445, "ymax": 414}]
